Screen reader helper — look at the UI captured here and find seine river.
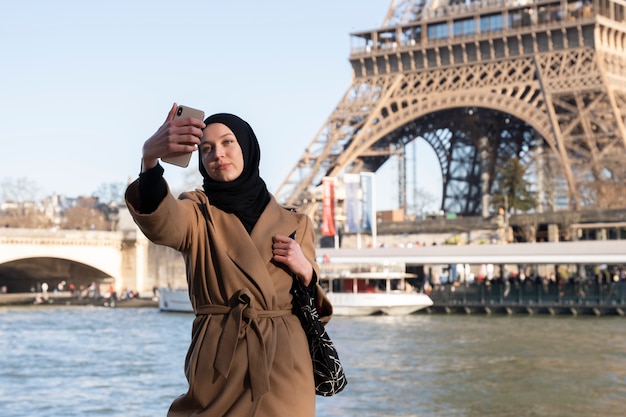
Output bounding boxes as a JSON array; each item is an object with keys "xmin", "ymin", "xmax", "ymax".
[{"xmin": 0, "ymin": 306, "xmax": 624, "ymax": 417}]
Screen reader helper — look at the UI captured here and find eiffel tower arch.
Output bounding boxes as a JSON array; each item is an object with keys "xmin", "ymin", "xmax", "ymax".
[{"xmin": 276, "ymin": 0, "xmax": 626, "ymax": 219}]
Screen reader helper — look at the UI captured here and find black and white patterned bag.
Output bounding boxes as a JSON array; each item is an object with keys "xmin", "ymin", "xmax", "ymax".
[{"xmin": 291, "ymin": 276, "xmax": 348, "ymax": 396}]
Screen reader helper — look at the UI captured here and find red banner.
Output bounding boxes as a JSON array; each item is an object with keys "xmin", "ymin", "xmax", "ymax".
[{"xmin": 321, "ymin": 177, "xmax": 336, "ymax": 237}]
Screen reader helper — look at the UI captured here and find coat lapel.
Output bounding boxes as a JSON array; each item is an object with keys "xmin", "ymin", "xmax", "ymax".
[
  {"xmin": 205, "ymin": 196, "xmax": 300, "ymax": 307},
  {"xmin": 250, "ymin": 196, "xmax": 301, "ymax": 262}
]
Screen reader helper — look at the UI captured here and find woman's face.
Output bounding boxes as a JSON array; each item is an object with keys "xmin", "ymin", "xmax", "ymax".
[{"xmin": 199, "ymin": 123, "xmax": 244, "ymax": 182}]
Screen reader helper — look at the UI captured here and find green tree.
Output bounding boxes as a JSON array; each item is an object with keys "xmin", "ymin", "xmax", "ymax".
[{"xmin": 491, "ymin": 157, "xmax": 536, "ymax": 214}]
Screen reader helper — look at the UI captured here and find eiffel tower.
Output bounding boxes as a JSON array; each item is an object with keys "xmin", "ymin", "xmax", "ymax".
[{"xmin": 275, "ymin": 0, "xmax": 626, "ymax": 219}]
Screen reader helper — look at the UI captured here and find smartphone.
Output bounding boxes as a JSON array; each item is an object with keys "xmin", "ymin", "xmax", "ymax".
[{"xmin": 161, "ymin": 105, "xmax": 205, "ymax": 168}]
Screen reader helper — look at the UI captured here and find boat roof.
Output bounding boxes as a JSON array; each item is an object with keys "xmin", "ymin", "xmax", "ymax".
[
  {"xmin": 317, "ymin": 240, "xmax": 625, "ymax": 265},
  {"xmin": 319, "ymin": 270, "xmax": 418, "ymax": 279}
]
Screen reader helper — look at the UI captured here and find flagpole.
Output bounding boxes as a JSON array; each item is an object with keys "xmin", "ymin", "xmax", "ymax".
[
  {"xmin": 371, "ymin": 174, "xmax": 377, "ymax": 248},
  {"xmin": 333, "ymin": 177, "xmax": 339, "ymax": 249}
]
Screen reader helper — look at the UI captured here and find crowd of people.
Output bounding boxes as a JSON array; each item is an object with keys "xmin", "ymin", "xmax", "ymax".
[{"xmin": 422, "ymin": 263, "xmax": 626, "ymax": 304}]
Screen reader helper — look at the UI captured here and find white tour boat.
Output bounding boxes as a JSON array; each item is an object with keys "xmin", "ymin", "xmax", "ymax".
[
  {"xmin": 159, "ymin": 264, "xmax": 433, "ymax": 316},
  {"xmin": 158, "ymin": 287, "xmax": 193, "ymax": 313},
  {"xmin": 319, "ymin": 269, "xmax": 433, "ymax": 316}
]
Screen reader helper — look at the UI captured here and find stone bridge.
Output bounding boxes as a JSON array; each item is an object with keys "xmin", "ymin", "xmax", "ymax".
[{"xmin": 0, "ymin": 209, "xmax": 186, "ymax": 294}]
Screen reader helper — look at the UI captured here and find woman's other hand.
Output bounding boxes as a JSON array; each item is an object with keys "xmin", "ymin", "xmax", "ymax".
[
  {"xmin": 272, "ymin": 234, "xmax": 313, "ymax": 286},
  {"xmin": 141, "ymin": 103, "xmax": 206, "ymax": 172}
]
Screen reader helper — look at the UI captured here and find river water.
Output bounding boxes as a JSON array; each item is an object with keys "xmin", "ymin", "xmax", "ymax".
[{"xmin": 0, "ymin": 306, "xmax": 624, "ymax": 417}]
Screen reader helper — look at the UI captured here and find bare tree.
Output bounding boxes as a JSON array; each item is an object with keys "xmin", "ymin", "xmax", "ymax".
[
  {"xmin": 62, "ymin": 197, "xmax": 111, "ymax": 230},
  {"xmin": 0, "ymin": 177, "xmax": 43, "ymax": 227},
  {"xmin": 184, "ymin": 162, "xmax": 203, "ymax": 187},
  {"xmin": 171, "ymin": 166, "xmax": 203, "ymax": 196},
  {"xmin": 92, "ymin": 182, "xmax": 126, "ymax": 205},
  {"xmin": 409, "ymin": 187, "xmax": 437, "ymax": 217},
  {"xmin": 0, "ymin": 177, "xmax": 41, "ymax": 204}
]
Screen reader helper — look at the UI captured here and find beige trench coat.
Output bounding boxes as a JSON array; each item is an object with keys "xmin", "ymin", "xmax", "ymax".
[{"xmin": 126, "ymin": 180, "xmax": 332, "ymax": 417}]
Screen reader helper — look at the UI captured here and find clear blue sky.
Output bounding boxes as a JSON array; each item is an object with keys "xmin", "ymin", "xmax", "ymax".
[{"xmin": 1, "ymin": 0, "xmax": 441, "ymax": 211}]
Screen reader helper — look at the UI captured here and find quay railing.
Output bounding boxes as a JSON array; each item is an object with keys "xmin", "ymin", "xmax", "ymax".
[{"xmin": 425, "ymin": 279, "xmax": 626, "ymax": 315}]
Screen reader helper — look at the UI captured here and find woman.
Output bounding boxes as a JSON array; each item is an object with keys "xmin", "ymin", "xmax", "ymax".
[{"xmin": 125, "ymin": 103, "xmax": 332, "ymax": 417}]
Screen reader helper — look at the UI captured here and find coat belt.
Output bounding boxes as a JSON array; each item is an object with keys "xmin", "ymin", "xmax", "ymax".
[{"xmin": 195, "ymin": 288, "xmax": 292, "ymax": 401}]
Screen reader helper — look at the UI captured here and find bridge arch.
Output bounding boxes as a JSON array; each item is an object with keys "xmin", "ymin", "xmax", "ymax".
[
  {"xmin": 0, "ymin": 218, "xmax": 188, "ymax": 296},
  {"xmin": 0, "ymin": 229, "xmax": 138, "ymax": 294},
  {"xmin": 0, "ymin": 256, "xmax": 114, "ymax": 293}
]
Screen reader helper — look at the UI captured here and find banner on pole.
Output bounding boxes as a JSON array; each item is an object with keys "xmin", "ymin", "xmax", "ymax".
[
  {"xmin": 344, "ymin": 174, "xmax": 360, "ymax": 234},
  {"xmin": 360, "ymin": 173, "xmax": 374, "ymax": 232},
  {"xmin": 321, "ymin": 177, "xmax": 336, "ymax": 237}
]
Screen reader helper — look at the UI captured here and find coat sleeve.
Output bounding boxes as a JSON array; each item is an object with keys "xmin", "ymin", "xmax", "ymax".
[{"xmin": 125, "ymin": 179, "xmax": 202, "ymax": 251}]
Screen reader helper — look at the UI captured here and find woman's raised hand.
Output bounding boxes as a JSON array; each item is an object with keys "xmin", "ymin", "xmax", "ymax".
[{"xmin": 141, "ymin": 103, "xmax": 206, "ymax": 171}]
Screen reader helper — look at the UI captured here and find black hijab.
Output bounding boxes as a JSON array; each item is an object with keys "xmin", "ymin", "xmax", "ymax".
[{"xmin": 198, "ymin": 113, "xmax": 270, "ymax": 233}]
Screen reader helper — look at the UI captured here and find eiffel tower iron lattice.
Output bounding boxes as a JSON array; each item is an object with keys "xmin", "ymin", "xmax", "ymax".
[{"xmin": 275, "ymin": 0, "xmax": 626, "ymax": 219}]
